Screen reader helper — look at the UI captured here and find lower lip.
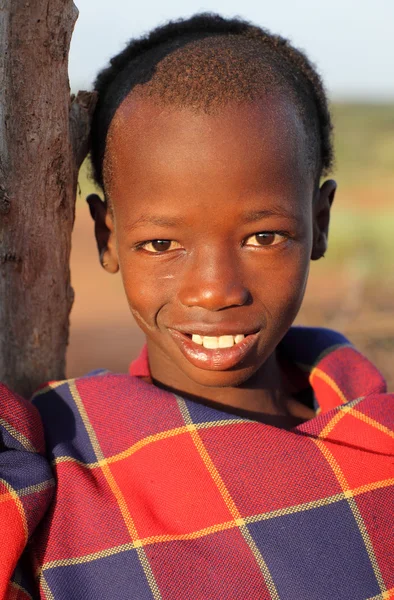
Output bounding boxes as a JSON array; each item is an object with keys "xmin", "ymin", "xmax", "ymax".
[{"xmin": 167, "ymin": 329, "xmax": 260, "ymax": 371}]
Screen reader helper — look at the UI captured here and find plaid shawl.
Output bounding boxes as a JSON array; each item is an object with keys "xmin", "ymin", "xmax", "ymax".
[{"xmin": 1, "ymin": 327, "xmax": 393, "ymax": 599}]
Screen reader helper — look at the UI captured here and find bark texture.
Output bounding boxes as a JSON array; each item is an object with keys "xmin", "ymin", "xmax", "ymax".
[{"xmin": 0, "ymin": 1, "xmax": 95, "ymax": 397}]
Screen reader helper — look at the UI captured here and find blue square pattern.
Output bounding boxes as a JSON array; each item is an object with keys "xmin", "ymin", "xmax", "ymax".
[
  {"xmin": 33, "ymin": 382, "xmax": 98, "ymax": 464},
  {"xmin": 1, "ymin": 449, "xmax": 52, "ymax": 492},
  {"xmin": 247, "ymin": 500, "xmax": 380, "ymax": 600},
  {"xmin": 184, "ymin": 396, "xmax": 244, "ymax": 425},
  {"xmin": 1, "ymin": 425, "xmax": 30, "ymax": 453},
  {"xmin": 44, "ymin": 548, "xmax": 155, "ymax": 600}
]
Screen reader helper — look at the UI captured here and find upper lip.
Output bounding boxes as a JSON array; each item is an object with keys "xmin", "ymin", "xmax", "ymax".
[{"xmin": 168, "ymin": 324, "xmax": 261, "ymax": 337}]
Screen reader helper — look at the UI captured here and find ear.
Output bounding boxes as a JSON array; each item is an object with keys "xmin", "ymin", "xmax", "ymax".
[
  {"xmin": 311, "ymin": 179, "xmax": 337, "ymax": 261},
  {"xmin": 86, "ymin": 194, "xmax": 119, "ymax": 274}
]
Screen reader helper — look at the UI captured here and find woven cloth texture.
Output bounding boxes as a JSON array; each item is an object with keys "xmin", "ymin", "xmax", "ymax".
[{"xmin": 1, "ymin": 326, "xmax": 393, "ymax": 599}]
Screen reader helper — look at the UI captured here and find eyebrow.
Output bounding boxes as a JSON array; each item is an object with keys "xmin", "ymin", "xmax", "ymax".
[
  {"xmin": 125, "ymin": 214, "xmax": 186, "ymax": 232},
  {"xmin": 125, "ymin": 207, "xmax": 299, "ymax": 232},
  {"xmin": 241, "ymin": 208, "xmax": 299, "ymax": 223}
]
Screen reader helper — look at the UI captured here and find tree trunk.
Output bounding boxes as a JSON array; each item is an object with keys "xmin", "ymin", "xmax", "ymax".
[{"xmin": 0, "ymin": 1, "xmax": 95, "ymax": 398}]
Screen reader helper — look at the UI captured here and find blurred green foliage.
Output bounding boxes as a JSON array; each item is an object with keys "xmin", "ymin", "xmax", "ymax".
[
  {"xmin": 328, "ymin": 104, "xmax": 394, "ymax": 279},
  {"xmin": 331, "ymin": 103, "xmax": 394, "ymax": 187},
  {"xmin": 328, "ymin": 210, "xmax": 394, "ymax": 269}
]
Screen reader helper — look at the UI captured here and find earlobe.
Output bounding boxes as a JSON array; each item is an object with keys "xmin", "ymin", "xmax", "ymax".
[
  {"xmin": 311, "ymin": 232, "xmax": 327, "ymax": 260},
  {"xmin": 86, "ymin": 194, "xmax": 119, "ymax": 274},
  {"xmin": 311, "ymin": 179, "xmax": 336, "ymax": 261},
  {"xmin": 99, "ymin": 247, "xmax": 119, "ymax": 274}
]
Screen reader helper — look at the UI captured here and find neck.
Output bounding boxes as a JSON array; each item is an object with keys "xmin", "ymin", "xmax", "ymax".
[{"xmin": 147, "ymin": 342, "xmax": 315, "ymax": 426}]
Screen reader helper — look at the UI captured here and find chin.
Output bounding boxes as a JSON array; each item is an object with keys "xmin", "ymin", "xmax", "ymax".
[{"xmin": 180, "ymin": 362, "xmax": 260, "ymax": 390}]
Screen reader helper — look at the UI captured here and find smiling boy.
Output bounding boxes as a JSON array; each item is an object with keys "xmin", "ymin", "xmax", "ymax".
[
  {"xmin": 1, "ymin": 14, "xmax": 393, "ymax": 600},
  {"xmin": 91, "ymin": 96, "xmax": 328, "ymax": 427}
]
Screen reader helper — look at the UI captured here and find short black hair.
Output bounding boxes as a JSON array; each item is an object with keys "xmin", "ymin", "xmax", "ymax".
[{"xmin": 90, "ymin": 13, "xmax": 334, "ymax": 191}]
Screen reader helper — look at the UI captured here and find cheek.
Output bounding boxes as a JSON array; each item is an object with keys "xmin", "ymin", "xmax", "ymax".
[
  {"xmin": 279, "ymin": 248, "xmax": 311, "ymax": 312},
  {"xmin": 253, "ymin": 244, "xmax": 310, "ymax": 315},
  {"xmin": 118, "ymin": 256, "xmax": 177, "ymax": 327}
]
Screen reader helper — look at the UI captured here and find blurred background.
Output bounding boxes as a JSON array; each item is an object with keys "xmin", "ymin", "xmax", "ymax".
[{"xmin": 67, "ymin": 0, "xmax": 394, "ymax": 389}]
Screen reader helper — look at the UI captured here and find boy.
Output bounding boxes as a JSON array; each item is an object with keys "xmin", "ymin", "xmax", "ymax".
[{"xmin": 1, "ymin": 13, "xmax": 393, "ymax": 600}]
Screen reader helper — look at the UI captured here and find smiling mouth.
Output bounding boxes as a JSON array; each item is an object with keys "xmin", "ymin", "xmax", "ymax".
[
  {"xmin": 186, "ymin": 333, "xmax": 246, "ymax": 349},
  {"xmin": 167, "ymin": 329, "xmax": 260, "ymax": 371}
]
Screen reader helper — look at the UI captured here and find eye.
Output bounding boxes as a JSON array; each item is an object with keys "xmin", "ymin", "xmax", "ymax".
[
  {"xmin": 140, "ymin": 239, "xmax": 182, "ymax": 253},
  {"xmin": 244, "ymin": 232, "xmax": 287, "ymax": 247}
]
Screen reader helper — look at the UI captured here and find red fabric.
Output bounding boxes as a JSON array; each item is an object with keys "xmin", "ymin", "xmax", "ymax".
[
  {"xmin": 0, "ymin": 327, "xmax": 393, "ymax": 599},
  {"xmin": 129, "ymin": 344, "xmax": 150, "ymax": 378},
  {"xmin": 0, "ymin": 384, "xmax": 54, "ymax": 599}
]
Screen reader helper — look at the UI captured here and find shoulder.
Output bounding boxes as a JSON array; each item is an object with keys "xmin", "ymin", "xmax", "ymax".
[
  {"xmin": 31, "ymin": 369, "xmax": 160, "ymax": 417},
  {"xmin": 282, "ymin": 325, "xmax": 352, "ymax": 363},
  {"xmin": 0, "ymin": 383, "xmax": 55, "ymax": 581},
  {"xmin": 283, "ymin": 325, "xmax": 384, "ymax": 388},
  {"xmin": 0, "ymin": 382, "xmax": 46, "ymax": 455},
  {"xmin": 31, "ymin": 371, "xmax": 181, "ymax": 463},
  {"xmin": 283, "ymin": 325, "xmax": 391, "ymax": 410}
]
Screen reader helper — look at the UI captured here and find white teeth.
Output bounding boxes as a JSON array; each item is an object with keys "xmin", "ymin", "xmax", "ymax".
[
  {"xmin": 191, "ymin": 334, "xmax": 246, "ymax": 349},
  {"xmin": 202, "ymin": 336, "xmax": 218, "ymax": 349},
  {"xmin": 218, "ymin": 335, "xmax": 234, "ymax": 348}
]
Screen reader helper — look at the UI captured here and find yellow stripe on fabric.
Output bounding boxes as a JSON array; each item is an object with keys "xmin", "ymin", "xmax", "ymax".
[
  {"xmin": 318, "ymin": 404, "xmax": 354, "ymax": 439},
  {"xmin": 0, "ymin": 417, "xmax": 37, "ymax": 453},
  {"xmin": 17, "ymin": 479, "xmax": 55, "ymax": 498},
  {"xmin": 177, "ymin": 410, "xmax": 242, "ymax": 520},
  {"xmin": 135, "ymin": 519, "xmax": 237, "ymax": 546},
  {"xmin": 39, "ymin": 572, "xmax": 55, "ymax": 600},
  {"xmin": 106, "ymin": 425, "xmax": 204, "ymax": 466},
  {"xmin": 313, "ymin": 438, "xmax": 388, "ymax": 596},
  {"xmin": 0, "ymin": 490, "xmax": 13, "ymax": 504},
  {"xmin": 246, "ymin": 493, "xmax": 345, "ymax": 523},
  {"xmin": 104, "ymin": 418, "xmax": 246, "ymax": 466},
  {"xmin": 0, "ymin": 478, "xmax": 28, "ymax": 544},
  {"xmin": 32, "ymin": 380, "xmax": 67, "ymax": 398},
  {"xmin": 52, "ymin": 455, "xmax": 101, "ymax": 469},
  {"xmin": 32, "ymin": 371, "xmax": 110, "ymax": 400},
  {"xmin": 353, "ymin": 477, "xmax": 394, "ymax": 496},
  {"xmin": 351, "ymin": 408, "xmax": 394, "ymax": 440},
  {"xmin": 368, "ymin": 587, "xmax": 394, "ymax": 600},
  {"xmin": 40, "ymin": 475, "xmax": 394, "ymax": 573},
  {"xmin": 42, "ymin": 520, "xmax": 240, "ymax": 571},
  {"xmin": 52, "ymin": 418, "xmax": 247, "ymax": 470},
  {"xmin": 175, "ymin": 396, "xmax": 280, "ymax": 600},
  {"xmin": 310, "ymin": 367, "xmax": 347, "ymax": 405},
  {"xmin": 319, "ymin": 400, "xmax": 394, "ymax": 442},
  {"xmin": 41, "ymin": 543, "xmax": 138, "ymax": 570},
  {"xmin": 68, "ymin": 380, "xmax": 162, "ymax": 600}
]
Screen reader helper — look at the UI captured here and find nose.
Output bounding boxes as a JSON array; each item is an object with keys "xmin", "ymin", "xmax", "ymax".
[{"xmin": 178, "ymin": 247, "xmax": 250, "ymax": 311}]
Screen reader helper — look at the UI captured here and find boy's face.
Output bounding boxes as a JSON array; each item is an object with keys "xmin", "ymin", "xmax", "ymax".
[{"xmin": 96, "ymin": 95, "xmax": 334, "ymax": 393}]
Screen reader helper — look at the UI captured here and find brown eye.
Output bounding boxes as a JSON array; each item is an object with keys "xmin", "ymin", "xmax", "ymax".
[
  {"xmin": 142, "ymin": 240, "xmax": 181, "ymax": 253},
  {"xmin": 245, "ymin": 232, "xmax": 286, "ymax": 247},
  {"xmin": 255, "ymin": 233, "xmax": 276, "ymax": 246},
  {"xmin": 151, "ymin": 240, "xmax": 171, "ymax": 252}
]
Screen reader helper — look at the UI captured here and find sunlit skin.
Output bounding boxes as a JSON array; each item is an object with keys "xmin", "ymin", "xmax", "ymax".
[{"xmin": 90, "ymin": 93, "xmax": 336, "ymax": 427}]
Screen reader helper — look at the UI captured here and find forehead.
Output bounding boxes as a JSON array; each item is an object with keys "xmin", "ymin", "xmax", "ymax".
[{"xmin": 104, "ymin": 94, "xmax": 312, "ymax": 206}]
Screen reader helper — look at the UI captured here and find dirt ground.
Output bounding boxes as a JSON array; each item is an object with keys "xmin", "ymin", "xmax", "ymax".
[{"xmin": 67, "ymin": 200, "xmax": 394, "ymax": 392}]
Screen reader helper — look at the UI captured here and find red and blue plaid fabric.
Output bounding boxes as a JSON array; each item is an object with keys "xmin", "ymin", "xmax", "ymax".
[{"xmin": 1, "ymin": 327, "xmax": 394, "ymax": 599}]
